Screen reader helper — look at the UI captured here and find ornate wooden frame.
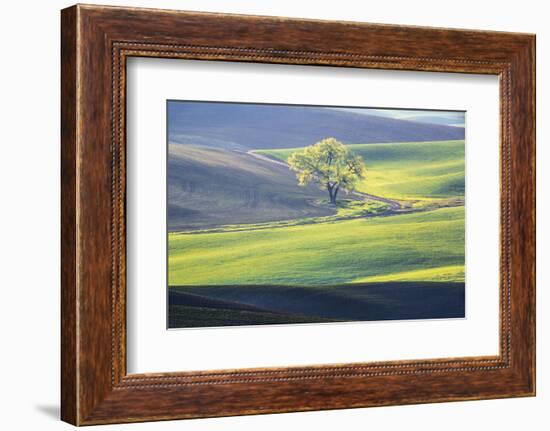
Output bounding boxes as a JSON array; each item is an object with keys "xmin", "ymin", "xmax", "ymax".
[{"xmin": 61, "ymin": 4, "xmax": 536, "ymax": 425}]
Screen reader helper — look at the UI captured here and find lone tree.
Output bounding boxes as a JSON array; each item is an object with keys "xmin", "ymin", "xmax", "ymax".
[{"xmin": 288, "ymin": 137, "xmax": 366, "ymax": 205}]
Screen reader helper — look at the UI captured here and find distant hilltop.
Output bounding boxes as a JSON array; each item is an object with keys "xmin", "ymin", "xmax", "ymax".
[{"xmin": 168, "ymin": 102, "xmax": 465, "ymax": 151}]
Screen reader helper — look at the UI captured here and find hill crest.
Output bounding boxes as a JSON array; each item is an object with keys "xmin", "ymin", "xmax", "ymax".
[{"xmin": 168, "ymin": 102, "xmax": 465, "ymax": 151}]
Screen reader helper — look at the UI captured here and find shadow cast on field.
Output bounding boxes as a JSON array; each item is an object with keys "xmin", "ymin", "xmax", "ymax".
[{"xmin": 168, "ymin": 282, "xmax": 465, "ymax": 329}]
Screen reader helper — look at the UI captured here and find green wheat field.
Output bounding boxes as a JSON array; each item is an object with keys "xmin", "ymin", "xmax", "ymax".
[{"xmin": 167, "ymin": 102, "xmax": 465, "ymax": 328}]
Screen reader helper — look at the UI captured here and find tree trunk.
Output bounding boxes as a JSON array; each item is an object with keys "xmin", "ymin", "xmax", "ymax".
[
  {"xmin": 333, "ymin": 185, "xmax": 339, "ymax": 204},
  {"xmin": 327, "ymin": 183, "xmax": 335, "ymax": 205},
  {"xmin": 327, "ymin": 183, "xmax": 338, "ymax": 205}
]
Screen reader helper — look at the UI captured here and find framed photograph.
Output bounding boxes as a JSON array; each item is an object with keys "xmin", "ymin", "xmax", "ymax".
[
  {"xmin": 164, "ymin": 100, "xmax": 467, "ymax": 329},
  {"xmin": 61, "ymin": 4, "xmax": 536, "ymax": 425}
]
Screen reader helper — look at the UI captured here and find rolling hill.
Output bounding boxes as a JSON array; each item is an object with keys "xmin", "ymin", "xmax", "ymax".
[
  {"xmin": 167, "ymin": 133, "xmax": 466, "ymax": 326},
  {"xmin": 259, "ymin": 140, "xmax": 465, "ymax": 202},
  {"xmin": 169, "ymin": 206, "xmax": 464, "ymax": 286},
  {"xmin": 168, "ymin": 281, "xmax": 465, "ymax": 327},
  {"xmin": 168, "ymin": 143, "xmax": 337, "ymax": 231},
  {"xmin": 168, "ymin": 101, "xmax": 465, "ymax": 151}
]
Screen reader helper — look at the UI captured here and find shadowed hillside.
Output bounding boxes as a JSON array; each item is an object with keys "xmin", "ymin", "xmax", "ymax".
[
  {"xmin": 168, "ymin": 282, "xmax": 465, "ymax": 328},
  {"xmin": 168, "ymin": 144, "xmax": 336, "ymax": 231},
  {"xmin": 168, "ymin": 102, "xmax": 465, "ymax": 151}
]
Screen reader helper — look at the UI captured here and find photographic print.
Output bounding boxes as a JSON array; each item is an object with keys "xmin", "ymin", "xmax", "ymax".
[{"xmin": 167, "ymin": 101, "xmax": 466, "ymax": 329}]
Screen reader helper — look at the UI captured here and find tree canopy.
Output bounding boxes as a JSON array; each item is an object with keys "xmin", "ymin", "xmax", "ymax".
[{"xmin": 288, "ymin": 137, "xmax": 367, "ymax": 205}]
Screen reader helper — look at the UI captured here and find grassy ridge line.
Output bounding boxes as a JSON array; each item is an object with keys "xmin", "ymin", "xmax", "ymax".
[
  {"xmin": 257, "ymin": 140, "xmax": 465, "ymax": 201},
  {"xmin": 354, "ymin": 265, "xmax": 464, "ymax": 283},
  {"xmin": 168, "ymin": 206, "xmax": 464, "ymax": 286},
  {"xmin": 172, "ymin": 199, "xmax": 390, "ymax": 235}
]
